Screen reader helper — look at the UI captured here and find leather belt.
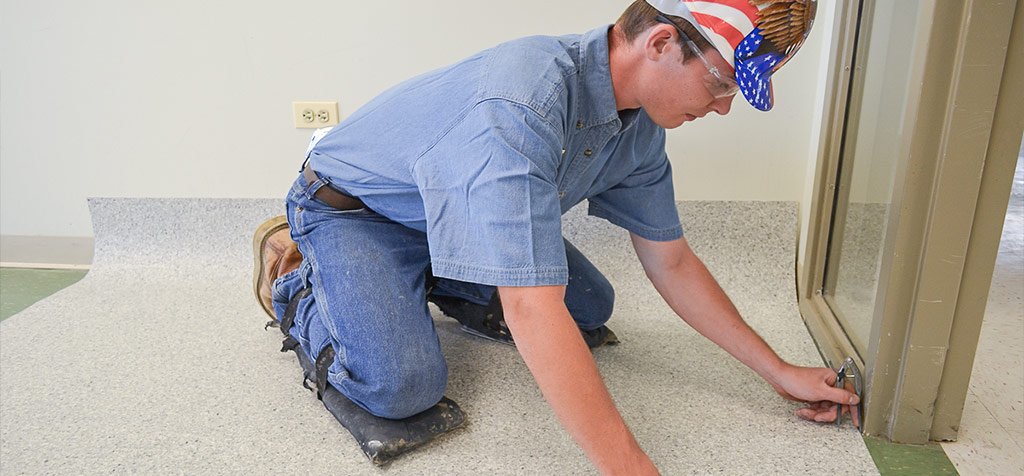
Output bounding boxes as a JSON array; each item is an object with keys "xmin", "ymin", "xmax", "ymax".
[{"xmin": 302, "ymin": 166, "xmax": 366, "ymax": 211}]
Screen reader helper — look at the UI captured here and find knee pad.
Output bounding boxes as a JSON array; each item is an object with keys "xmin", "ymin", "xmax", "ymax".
[
  {"xmin": 271, "ymin": 287, "xmax": 464, "ymax": 465},
  {"xmin": 293, "ymin": 343, "xmax": 463, "ymax": 465}
]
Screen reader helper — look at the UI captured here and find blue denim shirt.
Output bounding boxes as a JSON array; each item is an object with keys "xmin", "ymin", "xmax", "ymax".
[{"xmin": 307, "ymin": 25, "xmax": 683, "ymax": 287}]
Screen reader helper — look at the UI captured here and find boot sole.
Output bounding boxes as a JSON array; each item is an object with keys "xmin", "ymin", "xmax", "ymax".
[
  {"xmin": 252, "ymin": 215, "xmax": 290, "ymax": 320},
  {"xmin": 458, "ymin": 325, "xmax": 517, "ymax": 347}
]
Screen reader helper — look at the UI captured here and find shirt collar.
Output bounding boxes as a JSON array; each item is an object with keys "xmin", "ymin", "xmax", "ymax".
[{"xmin": 578, "ymin": 25, "xmax": 624, "ymax": 129}]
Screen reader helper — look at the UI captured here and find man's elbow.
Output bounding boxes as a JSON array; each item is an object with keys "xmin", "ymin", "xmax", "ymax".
[
  {"xmin": 631, "ymin": 234, "xmax": 692, "ymax": 279},
  {"xmin": 497, "ymin": 285, "xmax": 567, "ymax": 321},
  {"xmin": 644, "ymin": 249, "xmax": 688, "ymax": 278}
]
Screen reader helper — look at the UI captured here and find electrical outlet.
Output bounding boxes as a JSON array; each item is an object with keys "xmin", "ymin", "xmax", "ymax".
[{"xmin": 293, "ymin": 101, "xmax": 339, "ymax": 128}]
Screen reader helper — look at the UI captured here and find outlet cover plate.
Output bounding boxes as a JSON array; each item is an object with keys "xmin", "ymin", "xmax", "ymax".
[{"xmin": 293, "ymin": 101, "xmax": 339, "ymax": 128}]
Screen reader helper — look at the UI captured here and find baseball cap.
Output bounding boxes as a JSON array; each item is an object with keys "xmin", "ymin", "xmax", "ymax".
[{"xmin": 645, "ymin": 0, "xmax": 818, "ymax": 111}]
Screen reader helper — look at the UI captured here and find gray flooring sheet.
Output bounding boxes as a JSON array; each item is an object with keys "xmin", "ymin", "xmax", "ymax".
[{"xmin": 0, "ymin": 198, "xmax": 878, "ymax": 474}]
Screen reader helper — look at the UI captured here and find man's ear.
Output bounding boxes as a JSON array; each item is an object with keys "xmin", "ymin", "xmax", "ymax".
[{"xmin": 644, "ymin": 24, "xmax": 677, "ymax": 60}]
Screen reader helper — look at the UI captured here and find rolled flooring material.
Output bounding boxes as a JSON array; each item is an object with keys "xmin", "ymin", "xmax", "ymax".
[{"xmin": 0, "ymin": 198, "xmax": 878, "ymax": 474}]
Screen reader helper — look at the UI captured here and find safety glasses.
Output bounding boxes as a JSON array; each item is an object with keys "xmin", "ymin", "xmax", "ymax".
[{"xmin": 654, "ymin": 15, "xmax": 740, "ymax": 99}]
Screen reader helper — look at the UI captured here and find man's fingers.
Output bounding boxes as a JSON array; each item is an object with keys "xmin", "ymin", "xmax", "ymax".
[
  {"xmin": 795, "ymin": 408, "xmax": 815, "ymax": 420},
  {"xmin": 796, "ymin": 403, "xmax": 841, "ymax": 422},
  {"xmin": 799, "ymin": 401, "xmax": 826, "ymax": 414},
  {"xmin": 809, "ymin": 401, "xmax": 832, "ymax": 410},
  {"xmin": 826, "ymin": 386, "xmax": 860, "ymax": 406},
  {"xmin": 824, "ymin": 369, "xmax": 838, "ymax": 386},
  {"xmin": 816, "ymin": 404, "xmax": 840, "ymax": 422}
]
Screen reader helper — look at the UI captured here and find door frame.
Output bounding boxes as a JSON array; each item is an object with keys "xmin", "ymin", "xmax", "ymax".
[{"xmin": 798, "ymin": 0, "xmax": 1023, "ymax": 443}]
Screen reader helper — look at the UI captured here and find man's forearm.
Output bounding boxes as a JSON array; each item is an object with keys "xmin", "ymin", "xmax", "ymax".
[
  {"xmin": 498, "ymin": 286, "xmax": 656, "ymax": 475},
  {"xmin": 646, "ymin": 252, "xmax": 788, "ymax": 383}
]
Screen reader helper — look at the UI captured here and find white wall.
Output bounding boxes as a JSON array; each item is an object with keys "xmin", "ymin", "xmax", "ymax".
[{"xmin": 1, "ymin": 0, "xmax": 834, "ymax": 244}]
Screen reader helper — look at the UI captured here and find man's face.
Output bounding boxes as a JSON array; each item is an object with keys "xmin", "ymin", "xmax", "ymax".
[{"xmin": 637, "ymin": 29, "xmax": 737, "ymax": 129}]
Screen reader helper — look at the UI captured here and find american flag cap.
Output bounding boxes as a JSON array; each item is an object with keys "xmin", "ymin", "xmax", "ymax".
[{"xmin": 644, "ymin": 0, "xmax": 818, "ymax": 111}]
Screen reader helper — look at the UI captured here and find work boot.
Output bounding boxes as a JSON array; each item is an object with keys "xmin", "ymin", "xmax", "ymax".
[
  {"xmin": 427, "ymin": 294, "xmax": 513, "ymax": 345},
  {"xmin": 427, "ymin": 293, "xmax": 620, "ymax": 349},
  {"xmin": 252, "ymin": 215, "xmax": 303, "ymax": 321},
  {"xmin": 580, "ymin": 325, "xmax": 620, "ymax": 348}
]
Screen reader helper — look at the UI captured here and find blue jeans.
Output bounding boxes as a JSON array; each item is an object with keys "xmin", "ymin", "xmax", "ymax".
[{"xmin": 271, "ymin": 171, "xmax": 615, "ymax": 419}]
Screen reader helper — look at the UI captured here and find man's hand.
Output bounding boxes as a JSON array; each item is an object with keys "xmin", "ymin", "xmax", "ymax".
[
  {"xmin": 767, "ymin": 364, "xmax": 861, "ymax": 426},
  {"xmin": 629, "ymin": 233, "xmax": 862, "ymax": 428}
]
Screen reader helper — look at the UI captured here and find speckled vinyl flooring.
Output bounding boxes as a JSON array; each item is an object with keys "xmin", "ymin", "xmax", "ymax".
[
  {"xmin": 939, "ymin": 154, "xmax": 1024, "ymax": 476},
  {"xmin": 0, "ymin": 198, "xmax": 877, "ymax": 474}
]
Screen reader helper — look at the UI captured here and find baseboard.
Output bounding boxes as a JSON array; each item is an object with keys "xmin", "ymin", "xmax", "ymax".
[
  {"xmin": 0, "ymin": 235, "xmax": 94, "ymax": 268},
  {"xmin": 0, "ymin": 262, "xmax": 91, "ymax": 270}
]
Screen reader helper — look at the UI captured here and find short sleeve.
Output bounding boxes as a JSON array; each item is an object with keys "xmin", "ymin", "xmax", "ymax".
[
  {"xmin": 587, "ymin": 148, "xmax": 684, "ymax": 242},
  {"xmin": 413, "ymin": 99, "xmax": 568, "ymax": 287}
]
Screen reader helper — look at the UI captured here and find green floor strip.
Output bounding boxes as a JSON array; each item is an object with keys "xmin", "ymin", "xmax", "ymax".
[
  {"xmin": 864, "ymin": 435, "xmax": 960, "ymax": 475},
  {"xmin": 0, "ymin": 268, "xmax": 88, "ymax": 321}
]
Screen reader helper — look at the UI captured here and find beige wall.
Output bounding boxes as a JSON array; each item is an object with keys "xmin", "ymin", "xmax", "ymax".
[{"xmin": 1, "ymin": 1, "xmax": 834, "ymax": 259}]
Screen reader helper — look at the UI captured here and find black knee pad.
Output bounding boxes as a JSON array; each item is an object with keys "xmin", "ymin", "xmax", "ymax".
[
  {"xmin": 288, "ymin": 344, "xmax": 465, "ymax": 465},
  {"xmin": 272, "ymin": 286, "xmax": 465, "ymax": 465}
]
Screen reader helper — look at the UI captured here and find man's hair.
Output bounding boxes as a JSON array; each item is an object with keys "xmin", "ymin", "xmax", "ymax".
[{"xmin": 615, "ymin": 0, "xmax": 715, "ymax": 62}]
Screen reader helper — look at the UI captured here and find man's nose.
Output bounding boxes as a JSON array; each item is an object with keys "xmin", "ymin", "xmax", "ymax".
[{"xmin": 710, "ymin": 94, "xmax": 734, "ymax": 116}]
